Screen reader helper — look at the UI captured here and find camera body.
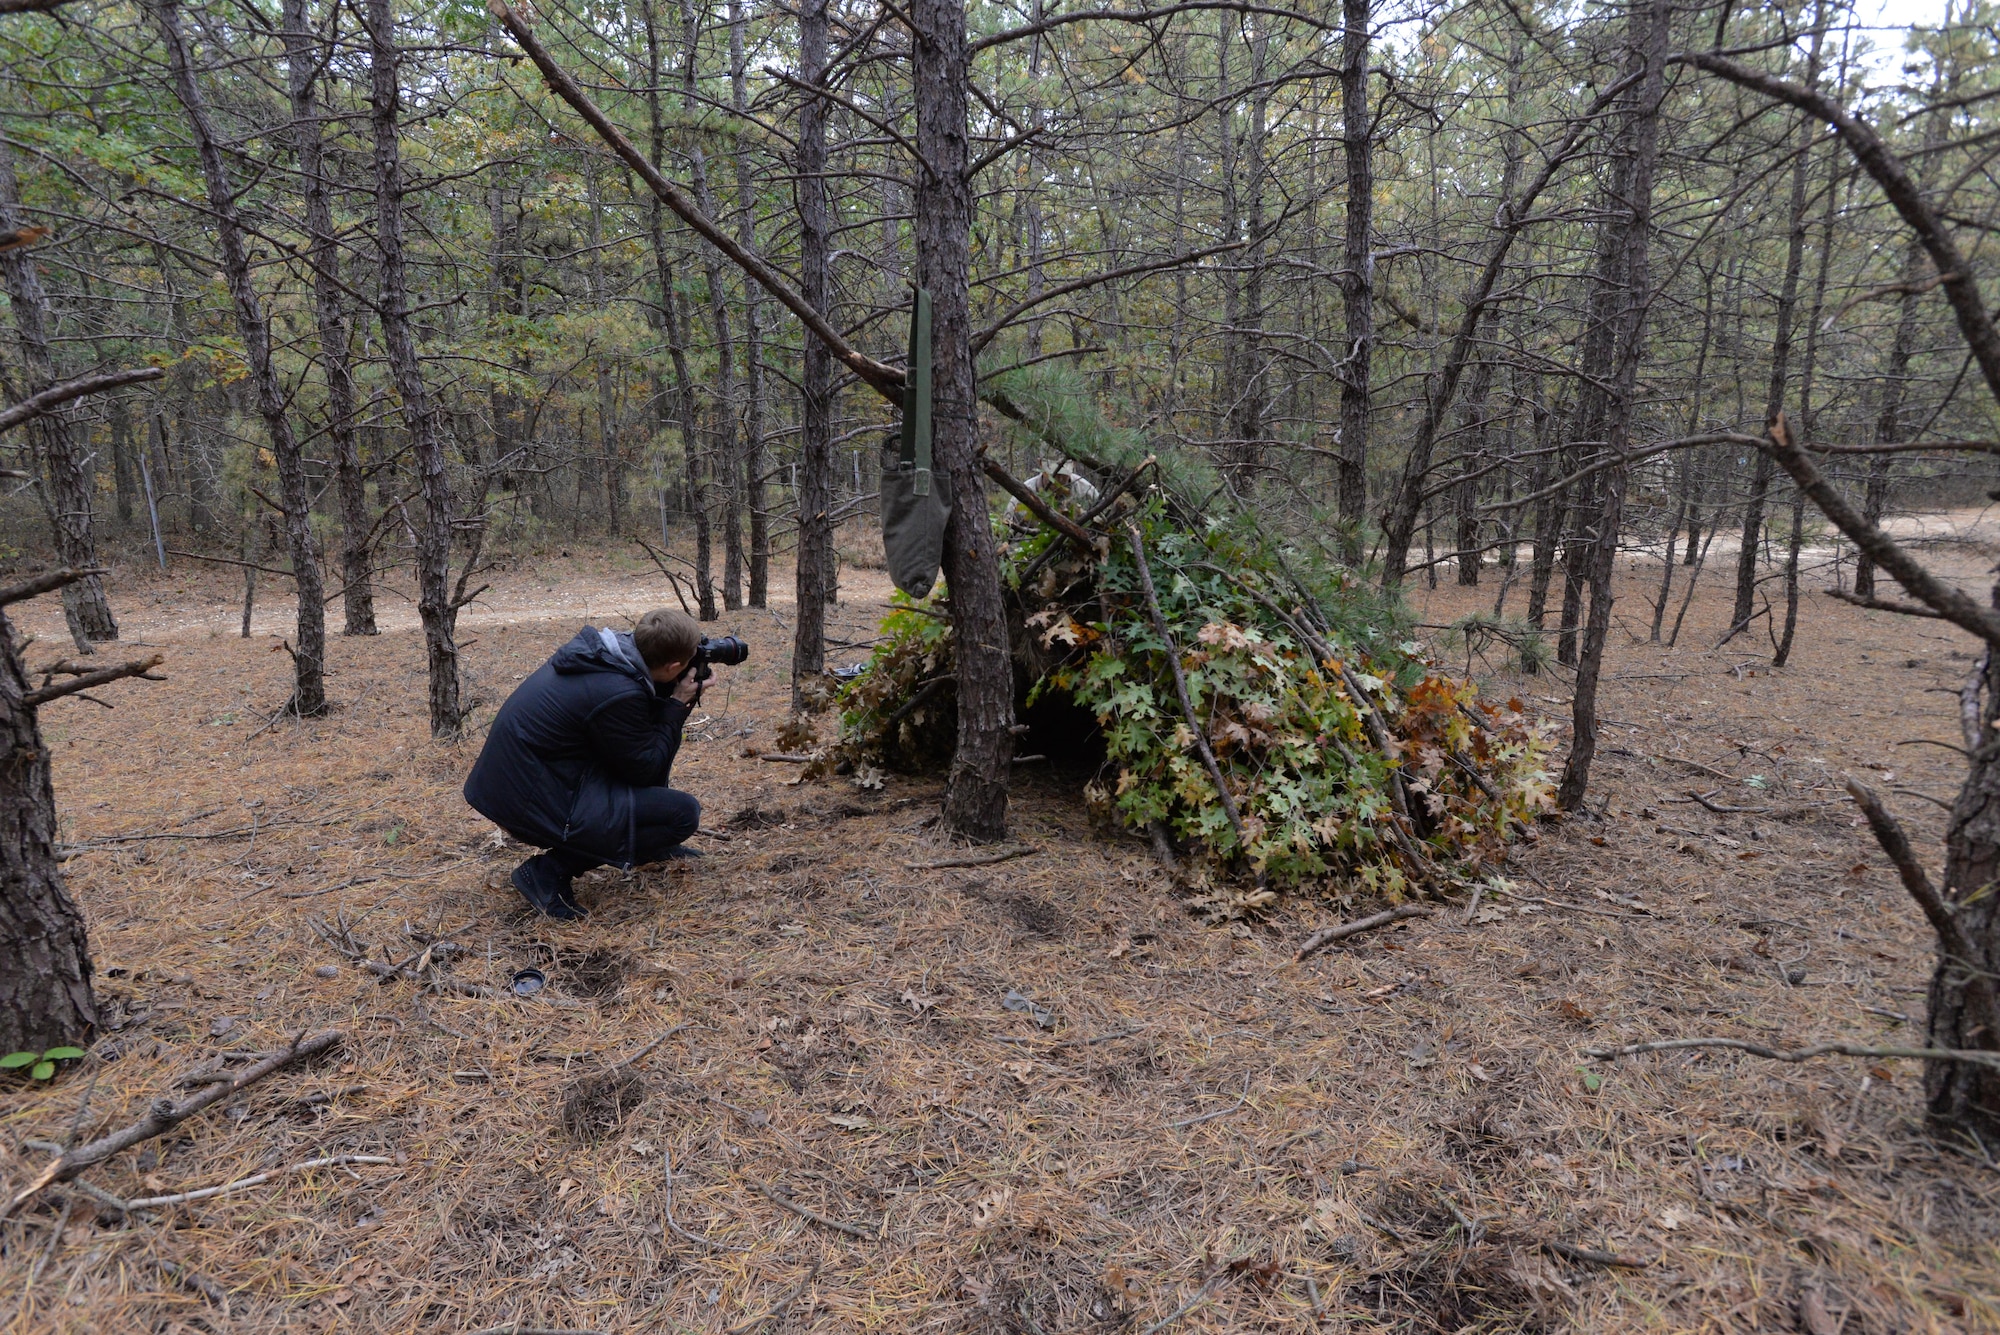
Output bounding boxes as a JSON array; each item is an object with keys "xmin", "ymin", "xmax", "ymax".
[{"xmin": 686, "ymin": 634, "xmax": 749, "ymax": 684}]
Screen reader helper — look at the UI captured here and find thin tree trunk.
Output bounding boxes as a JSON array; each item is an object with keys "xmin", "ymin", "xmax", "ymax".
[
  {"xmin": 156, "ymin": 0, "xmax": 328, "ymax": 716},
  {"xmin": 642, "ymin": 0, "xmax": 715, "ymax": 620},
  {"xmin": 913, "ymin": 0, "xmax": 1014, "ymax": 838},
  {"xmin": 1335, "ymin": 0, "xmax": 1371, "ymax": 560},
  {"xmin": 0, "ymin": 137, "xmax": 116, "ymax": 651},
  {"xmin": 282, "ymin": 0, "xmax": 375, "ymax": 637},
  {"xmin": 1856, "ymin": 238, "xmax": 1923, "ymax": 598},
  {"xmin": 365, "ymin": 0, "xmax": 460, "ymax": 736},
  {"xmin": 731, "ymin": 0, "xmax": 768, "ymax": 607},
  {"xmin": 0, "ymin": 596, "xmax": 94, "ymax": 1053},
  {"xmin": 110, "ymin": 393, "xmax": 135, "ymax": 525},
  {"xmin": 1558, "ymin": 0, "xmax": 1666, "ymax": 811},
  {"xmin": 681, "ymin": 0, "xmax": 743, "ymax": 610},
  {"xmin": 792, "ymin": 0, "xmax": 833, "ymax": 710},
  {"xmin": 1778, "ymin": 46, "xmax": 1837, "ymax": 669}
]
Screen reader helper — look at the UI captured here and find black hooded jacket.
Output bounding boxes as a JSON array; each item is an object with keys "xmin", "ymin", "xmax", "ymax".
[{"xmin": 463, "ymin": 626, "xmax": 691, "ymax": 867}]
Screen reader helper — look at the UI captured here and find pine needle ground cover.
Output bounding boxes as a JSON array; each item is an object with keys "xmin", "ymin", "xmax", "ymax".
[{"xmin": 0, "ymin": 548, "xmax": 1991, "ymax": 1334}]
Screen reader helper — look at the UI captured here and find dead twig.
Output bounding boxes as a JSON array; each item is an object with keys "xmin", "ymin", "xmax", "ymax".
[
  {"xmin": 158, "ymin": 1258, "xmax": 230, "ymax": 1314},
  {"xmin": 1684, "ymin": 789, "xmax": 1771, "ymax": 815},
  {"xmin": 1294, "ymin": 903, "xmax": 1432, "ymax": 961},
  {"xmin": 605, "ymin": 1023, "xmax": 696, "ymax": 1073},
  {"xmin": 120, "ymin": 1155, "xmax": 394, "ymax": 1210},
  {"xmin": 1538, "ymin": 1238, "xmax": 1652, "ymax": 1269},
  {"xmin": 1583, "ymin": 1037, "xmax": 2000, "ymax": 1071},
  {"xmin": 3, "ymin": 1029, "xmax": 343, "ymax": 1217},
  {"xmin": 723, "ymin": 1263, "xmax": 822, "ymax": 1335},
  {"xmin": 906, "ymin": 843, "xmax": 1039, "ymax": 870},
  {"xmin": 755, "ymin": 1181, "xmax": 879, "ymax": 1240}
]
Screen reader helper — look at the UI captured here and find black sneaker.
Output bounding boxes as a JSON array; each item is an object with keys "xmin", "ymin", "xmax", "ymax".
[
  {"xmin": 512, "ymin": 855, "xmax": 586, "ymax": 920},
  {"xmin": 660, "ymin": 845, "xmax": 705, "ymax": 861}
]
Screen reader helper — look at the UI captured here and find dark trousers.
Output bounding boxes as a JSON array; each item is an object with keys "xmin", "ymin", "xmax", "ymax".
[{"xmin": 530, "ymin": 786, "xmax": 701, "ymax": 878}]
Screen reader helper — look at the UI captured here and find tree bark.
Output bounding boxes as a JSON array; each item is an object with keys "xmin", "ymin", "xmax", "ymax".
[
  {"xmin": 155, "ymin": 0, "xmax": 328, "ymax": 716},
  {"xmin": 1557, "ymin": 0, "xmax": 1666, "ymax": 812},
  {"xmin": 730, "ymin": 0, "xmax": 768, "ymax": 607},
  {"xmin": 0, "ymin": 582, "xmax": 95, "ymax": 1053},
  {"xmin": 282, "ymin": 0, "xmax": 376, "ymax": 636},
  {"xmin": 1334, "ymin": 0, "xmax": 1372, "ymax": 560},
  {"xmin": 365, "ymin": 0, "xmax": 461, "ymax": 736},
  {"xmin": 642, "ymin": 0, "xmax": 716, "ymax": 621},
  {"xmin": 913, "ymin": 0, "xmax": 1014, "ymax": 838},
  {"xmin": 0, "ymin": 138, "xmax": 117, "ymax": 651},
  {"xmin": 792, "ymin": 0, "xmax": 833, "ymax": 710},
  {"xmin": 1856, "ymin": 239, "xmax": 1923, "ymax": 599},
  {"xmin": 681, "ymin": 0, "xmax": 744, "ymax": 611}
]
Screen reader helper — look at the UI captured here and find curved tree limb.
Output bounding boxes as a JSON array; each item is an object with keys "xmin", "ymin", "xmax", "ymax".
[
  {"xmin": 1684, "ymin": 51, "xmax": 2000, "ymax": 409},
  {"xmin": 0, "ymin": 366, "xmax": 164, "ymax": 436}
]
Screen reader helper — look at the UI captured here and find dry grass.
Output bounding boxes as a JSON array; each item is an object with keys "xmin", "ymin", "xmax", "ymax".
[{"xmin": 0, "ymin": 537, "xmax": 1994, "ymax": 1334}]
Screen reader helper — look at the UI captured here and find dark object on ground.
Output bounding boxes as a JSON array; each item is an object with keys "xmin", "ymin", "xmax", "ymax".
[
  {"xmin": 510, "ymin": 967, "xmax": 547, "ymax": 997},
  {"xmin": 561, "ymin": 1068, "xmax": 647, "ymax": 1141},
  {"xmin": 512, "ymin": 857, "xmax": 584, "ymax": 921}
]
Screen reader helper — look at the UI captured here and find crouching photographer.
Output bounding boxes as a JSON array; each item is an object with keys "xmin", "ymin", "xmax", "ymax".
[{"xmin": 463, "ymin": 608, "xmax": 746, "ymax": 920}]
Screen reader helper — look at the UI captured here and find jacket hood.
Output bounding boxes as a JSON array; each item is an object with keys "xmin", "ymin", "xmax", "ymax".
[{"xmin": 550, "ymin": 626, "xmax": 655, "ymax": 689}]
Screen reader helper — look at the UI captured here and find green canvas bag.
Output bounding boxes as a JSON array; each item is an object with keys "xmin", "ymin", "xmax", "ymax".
[{"xmin": 880, "ymin": 287, "xmax": 950, "ymax": 599}]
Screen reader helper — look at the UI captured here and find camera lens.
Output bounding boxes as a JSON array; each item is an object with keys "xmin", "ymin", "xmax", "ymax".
[{"xmin": 702, "ymin": 635, "xmax": 750, "ymax": 666}]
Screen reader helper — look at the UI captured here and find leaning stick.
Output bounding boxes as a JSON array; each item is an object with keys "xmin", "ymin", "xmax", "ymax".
[
  {"xmin": 1124, "ymin": 522, "xmax": 1249, "ymax": 853},
  {"xmin": 1294, "ymin": 903, "xmax": 1433, "ymax": 962},
  {"xmin": 982, "ymin": 457, "xmax": 1099, "ymax": 554},
  {"xmin": 486, "ymin": 0, "xmax": 902, "ymax": 403},
  {"xmin": 1582, "ymin": 1036, "xmax": 2000, "ymax": 1071},
  {"xmin": 1845, "ymin": 780, "xmax": 2000, "ymax": 1048},
  {"xmin": 4, "ymin": 1029, "xmax": 343, "ymax": 1216}
]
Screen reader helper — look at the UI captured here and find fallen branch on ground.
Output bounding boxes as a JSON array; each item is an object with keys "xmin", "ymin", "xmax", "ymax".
[
  {"xmin": 1538, "ymin": 1239, "xmax": 1652, "ymax": 1269},
  {"xmin": 1684, "ymin": 789, "xmax": 1770, "ymax": 815},
  {"xmin": 756, "ymin": 1181, "xmax": 879, "ymax": 1240},
  {"xmin": 907, "ymin": 844, "xmax": 1039, "ymax": 870},
  {"xmin": 723, "ymin": 1263, "xmax": 821, "ymax": 1335},
  {"xmin": 1582, "ymin": 1036, "xmax": 2000, "ymax": 1070},
  {"xmin": 118, "ymin": 1155, "xmax": 394, "ymax": 1210},
  {"xmin": 1294, "ymin": 903, "xmax": 1432, "ymax": 962},
  {"xmin": 4, "ymin": 1029, "xmax": 343, "ymax": 1216}
]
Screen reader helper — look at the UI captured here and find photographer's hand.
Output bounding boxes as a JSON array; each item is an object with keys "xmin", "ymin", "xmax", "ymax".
[{"xmin": 671, "ymin": 672, "xmax": 702, "ymax": 706}]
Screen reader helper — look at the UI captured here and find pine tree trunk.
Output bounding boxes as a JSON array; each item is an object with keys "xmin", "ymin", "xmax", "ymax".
[
  {"xmin": 366, "ymin": 0, "xmax": 461, "ymax": 736},
  {"xmin": 0, "ymin": 139, "xmax": 117, "ymax": 652},
  {"xmin": 1856, "ymin": 239, "xmax": 1923, "ymax": 599},
  {"xmin": 1558, "ymin": 0, "xmax": 1667, "ymax": 811},
  {"xmin": 913, "ymin": 0, "xmax": 1014, "ymax": 839},
  {"xmin": 730, "ymin": 0, "xmax": 768, "ymax": 607},
  {"xmin": 0, "ymin": 594, "xmax": 95, "ymax": 1054},
  {"xmin": 156, "ymin": 0, "xmax": 328, "ymax": 716},
  {"xmin": 283, "ymin": 0, "xmax": 375, "ymax": 637},
  {"xmin": 792, "ymin": 0, "xmax": 833, "ymax": 710},
  {"xmin": 1335, "ymin": 0, "xmax": 1372, "ymax": 560}
]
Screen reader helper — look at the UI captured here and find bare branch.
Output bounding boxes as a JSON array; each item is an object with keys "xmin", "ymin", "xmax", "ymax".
[
  {"xmin": 1824, "ymin": 588, "xmax": 1946, "ymax": 619},
  {"xmin": 21, "ymin": 654, "xmax": 165, "ymax": 708},
  {"xmin": 0, "ymin": 367, "xmax": 165, "ymax": 436}
]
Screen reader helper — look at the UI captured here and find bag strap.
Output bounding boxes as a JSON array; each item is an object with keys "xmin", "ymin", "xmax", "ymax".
[{"xmin": 904, "ymin": 287, "xmax": 933, "ymax": 496}]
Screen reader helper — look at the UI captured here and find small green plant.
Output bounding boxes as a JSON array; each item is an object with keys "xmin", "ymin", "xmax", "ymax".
[{"xmin": 1, "ymin": 1047, "xmax": 85, "ymax": 1081}]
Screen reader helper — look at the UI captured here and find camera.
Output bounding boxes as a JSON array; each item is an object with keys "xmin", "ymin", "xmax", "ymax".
[{"xmin": 687, "ymin": 634, "xmax": 749, "ymax": 683}]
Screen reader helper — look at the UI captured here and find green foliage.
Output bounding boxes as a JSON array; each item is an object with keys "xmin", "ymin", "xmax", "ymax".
[
  {"xmin": 833, "ymin": 495, "xmax": 1554, "ymax": 896},
  {"xmin": 2, "ymin": 1046, "xmax": 86, "ymax": 1081}
]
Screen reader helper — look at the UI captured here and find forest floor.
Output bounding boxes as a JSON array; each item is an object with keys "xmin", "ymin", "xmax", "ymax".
[{"xmin": 1, "ymin": 526, "xmax": 1997, "ymax": 1335}]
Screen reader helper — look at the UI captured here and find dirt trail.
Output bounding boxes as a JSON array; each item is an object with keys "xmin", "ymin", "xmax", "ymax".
[{"xmin": 0, "ymin": 535, "xmax": 1993, "ymax": 1334}]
